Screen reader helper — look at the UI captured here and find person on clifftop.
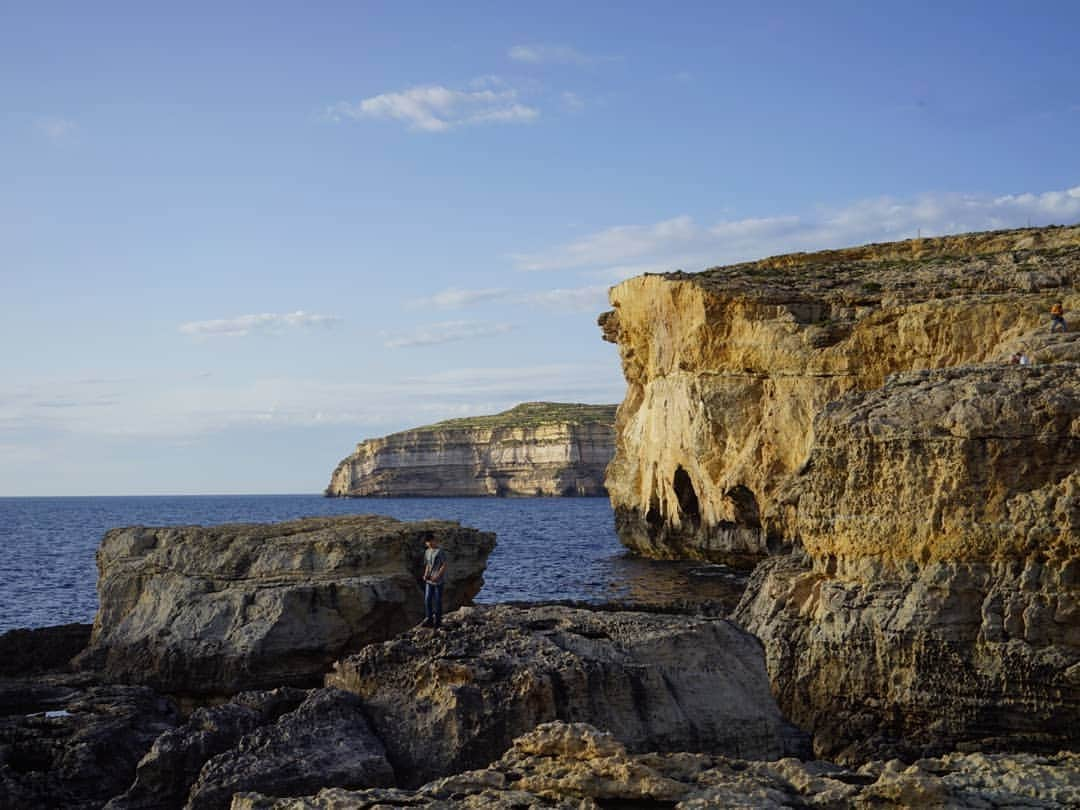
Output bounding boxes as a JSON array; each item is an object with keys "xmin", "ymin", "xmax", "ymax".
[
  {"xmin": 420, "ymin": 532, "xmax": 448, "ymax": 630},
  {"xmin": 1050, "ymin": 301, "xmax": 1067, "ymax": 333}
]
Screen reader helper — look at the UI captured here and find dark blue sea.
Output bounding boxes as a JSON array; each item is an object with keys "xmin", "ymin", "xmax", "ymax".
[{"xmin": 0, "ymin": 495, "xmax": 745, "ymax": 634}]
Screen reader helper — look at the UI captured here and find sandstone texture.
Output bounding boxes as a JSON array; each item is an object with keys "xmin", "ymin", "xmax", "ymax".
[
  {"xmin": 599, "ymin": 224, "xmax": 1080, "ymax": 762},
  {"xmin": 326, "ymin": 402, "xmax": 616, "ymax": 497},
  {"xmin": 74, "ymin": 516, "xmax": 496, "ymax": 695},
  {"xmin": 735, "ymin": 362, "xmax": 1080, "ymax": 761},
  {"xmin": 600, "ymin": 224, "xmax": 1080, "ymax": 562},
  {"xmin": 232, "ymin": 721, "xmax": 1080, "ymax": 809},
  {"xmin": 326, "ymin": 604, "xmax": 809, "ymax": 787}
]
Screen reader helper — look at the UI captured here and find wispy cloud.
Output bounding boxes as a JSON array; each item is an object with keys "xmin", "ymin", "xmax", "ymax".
[
  {"xmin": 517, "ymin": 286, "xmax": 610, "ymax": 313},
  {"xmin": 36, "ymin": 116, "xmax": 76, "ymax": 141},
  {"xmin": 382, "ymin": 320, "xmax": 514, "ymax": 349},
  {"xmin": 512, "ymin": 186, "xmax": 1080, "ymax": 275},
  {"xmin": 508, "ymin": 44, "xmax": 596, "ymax": 65},
  {"xmin": 561, "ymin": 91, "xmax": 586, "ymax": 111},
  {"xmin": 0, "ymin": 362, "xmax": 625, "ymax": 443},
  {"xmin": 408, "ymin": 288, "xmax": 512, "ymax": 310},
  {"xmin": 328, "ymin": 83, "xmax": 539, "ymax": 132},
  {"xmin": 179, "ymin": 311, "xmax": 341, "ymax": 338}
]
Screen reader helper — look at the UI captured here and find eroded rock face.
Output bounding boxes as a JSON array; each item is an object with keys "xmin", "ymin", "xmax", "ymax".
[
  {"xmin": 600, "ymin": 225, "xmax": 1080, "ymax": 563},
  {"xmin": 75, "ymin": 516, "xmax": 496, "ymax": 695},
  {"xmin": 735, "ymin": 364, "xmax": 1080, "ymax": 761},
  {"xmin": 326, "ymin": 402, "xmax": 616, "ymax": 497},
  {"xmin": 230, "ymin": 721, "xmax": 1080, "ymax": 809},
  {"xmin": 326, "ymin": 604, "xmax": 808, "ymax": 787}
]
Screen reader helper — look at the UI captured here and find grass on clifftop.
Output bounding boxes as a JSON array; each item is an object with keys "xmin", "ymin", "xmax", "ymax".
[{"xmin": 412, "ymin": 402, "xmax": 617, "ymax": 433}]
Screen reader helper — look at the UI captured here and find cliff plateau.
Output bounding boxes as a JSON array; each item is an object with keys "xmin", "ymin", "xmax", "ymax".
[{"xmin": 326, "ymin": 402, "xmax": 617, "ymax": 497}]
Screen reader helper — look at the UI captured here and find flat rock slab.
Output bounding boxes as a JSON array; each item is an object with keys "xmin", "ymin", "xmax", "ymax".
[
  {"xmin": 75, "ymin": 515, "xmax": 496, "ymax": 695},
  {"xmin": 327, "ymin": 604, "xmax": 809, "ymax": 787}
]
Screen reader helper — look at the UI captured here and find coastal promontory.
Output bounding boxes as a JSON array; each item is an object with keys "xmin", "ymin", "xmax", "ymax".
[{"xmin": 325, "ymin": 402, "xmax": 617, "ymax": 497}]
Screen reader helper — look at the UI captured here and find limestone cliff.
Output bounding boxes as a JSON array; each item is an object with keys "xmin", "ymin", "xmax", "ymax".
[
  {"xmin": 600, "ymin": 224, "xmax": 1080, "ymax": 562},
  {"xmin": 326, "ymin": 402, "xmax": 616, "ymax": 497},
  {"xmin": 600, "ymin": 223, "xmax": 1080, "ymax": 760}
]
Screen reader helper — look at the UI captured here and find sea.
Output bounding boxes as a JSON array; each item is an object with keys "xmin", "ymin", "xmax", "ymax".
[{"xmin": 0, "ymin": 495, "xmax": 746, "ymax": 634}]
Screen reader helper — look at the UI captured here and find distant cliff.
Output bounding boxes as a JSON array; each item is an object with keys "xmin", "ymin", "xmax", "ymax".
[{"xmin": 325, "ymin": 402, "xmax": 617, "ymax": 497}]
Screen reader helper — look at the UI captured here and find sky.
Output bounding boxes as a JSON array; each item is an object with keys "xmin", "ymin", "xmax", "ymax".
[{"xmin": 2, "ymin": 1, "xmax": 1079, "ymax": 496}]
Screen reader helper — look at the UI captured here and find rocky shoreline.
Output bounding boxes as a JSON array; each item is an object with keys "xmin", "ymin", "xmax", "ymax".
[{"xmin": 1, "ymin": 514, "xmax": 1077, "ymax": 808}]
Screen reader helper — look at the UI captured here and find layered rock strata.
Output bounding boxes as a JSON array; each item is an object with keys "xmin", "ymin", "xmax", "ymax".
[
  {"xmin": 326, "ymin": 603, "xmax": 809, "ymax": 787},
  {"xmin": 326, "ymin": 402, "xmax": 617, "ymax": 497},
  {"xmin": 735, "ymin": 362, "xmax": 1080, "ymax": 760},
  {"xmin": 600, "ymin": 224, "xmax": 1080, "ymax": 562},
  {"xmin": 232, "ymin": 721, "xmax": 1080, "ymax": 810},
  {"xmin": 74, "ymin": 516, "xmax": 496, "ymax": 695}
]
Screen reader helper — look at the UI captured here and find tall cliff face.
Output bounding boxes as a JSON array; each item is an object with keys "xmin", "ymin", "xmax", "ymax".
[
  {"xmin": 601, "ymin": 224, "xmax": 1080, "ymax": 760},
  {"xmin": 600, "ymin": 225, "xmax": 1080, "ymax": 562},
  {"xmin": 326, "ymin": 402, "xmax": 617, "ymax": 497}
]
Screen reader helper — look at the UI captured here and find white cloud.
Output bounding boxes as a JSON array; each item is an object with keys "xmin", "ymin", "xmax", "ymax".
[
  {"xmin": 179, "ymin": 311, "xmax": 341, "ymax": 338},
  {"xmin": 382, "ymin": 320, "xmax": 514, "ymax": 349},
  {"xmin": 516, "ymin": 285, "xmax": 610, "ymax": 313},
  {"xmin": 512, "ymin": 186, "xmax": 1080, "ymax": 274},
  {"xmin": 508, "ymin": 44, "xmax": 595, "ymax": 65},
  {"xmin": 328, "ymin": 84, "xmax": 539, "ymax": 132},
  {"xmin": 408, "ymin": 288, "xmax": 512, "ymax": 309},
  {"xmin": 36, "ymin": 117, "xmax": 76, "ymax": 141}
]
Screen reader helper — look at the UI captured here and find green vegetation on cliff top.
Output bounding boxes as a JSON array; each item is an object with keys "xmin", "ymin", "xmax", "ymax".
[{"xmin": 411, "ymin": 402, "xmax": 617, "ymax": 433}]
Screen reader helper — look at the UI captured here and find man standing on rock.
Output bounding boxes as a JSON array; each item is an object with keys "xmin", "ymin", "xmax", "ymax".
[{"xmin": 421, "ymin": 532, "xmax": 448, "ymax": 629}]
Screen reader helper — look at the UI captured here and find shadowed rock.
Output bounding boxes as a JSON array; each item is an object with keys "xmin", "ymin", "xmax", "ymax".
[
  {"xmin": 327, "ymin": 604, "xmax": 809, "ymax": 787},
  {"xmin": 0, "ymin": 685, "xmax": 178, "ymax": 810},
  {"xmin": 74, "ymin": 515, "xmax": 496, "ymax": 695}
]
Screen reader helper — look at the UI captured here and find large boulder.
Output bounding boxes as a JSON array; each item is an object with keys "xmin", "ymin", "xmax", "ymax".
[
  {"xmin": 327, "ymin": 604, "xmax": 809, "ymax": 787},
  {"xmin": 75, "ymin": 516, "xmax": 496, "ymax": 695}
]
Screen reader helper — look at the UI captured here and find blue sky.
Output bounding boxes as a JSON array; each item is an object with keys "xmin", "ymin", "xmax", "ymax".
[{"xmin": 2, "ymin": 1, "xmax": 1079, "ymax": 495}]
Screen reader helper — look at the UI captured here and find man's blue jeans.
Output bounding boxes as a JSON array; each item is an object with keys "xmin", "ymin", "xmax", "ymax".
[{"xmin": 425, "ymin": 581, "xmax": 444, "ymax": 627}]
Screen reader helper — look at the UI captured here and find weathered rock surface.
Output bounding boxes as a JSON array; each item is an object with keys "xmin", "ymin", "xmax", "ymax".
[
  {"xmin": 231, "ymin": 721, "xmax": 1080, "ymax": 809},
  {"xmin": 105, "ymin": 687, "xmax": 308, "ymax": 810},
  {"xmin": 326, "ymin": 402, "xmax": 616, "ymax": 497},
  {"xmin": 184, "ymin": 688, "xmax": 394, "ymax": 810},
  {"xmin": 600, "ymin": 224, "xmax": 1080, "ymax": 563},
  {"xmin": 734, "ymin": 362, "xmax": 1080, "ymax": 761},
  {"xmin": 327, "ymin": 604, "xmax": 809, "ymax": 787},
  {"xmin": 0, "ymin": 684, "xmax": 178, "ymax": 810},
  {"xmin": 75, "ymin": 516, "xmax": 496, "ymax": 695}
]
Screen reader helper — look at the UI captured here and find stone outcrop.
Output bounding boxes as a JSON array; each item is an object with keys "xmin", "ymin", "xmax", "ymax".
[
  {"xmin": 232, "ymin": 721, "xmax": 1080, "ymax": 809},
  {"xmin": 326, "ymin": 402, "xmax": 616, "ymax": 497},
  {"xmin": 74, "ymin": 516, "xmax": 496, "ymax": 695},
  {"xmin": 735, "ymin": 362, "xmax": 1080, "ymax": 761},
  {"xmin": 599, "ymin": 224, "xmax": 1080, "ymax": 562},
  {"xmin": 326, "ymin": 604, "xmax": 809, "ymax": 787}
]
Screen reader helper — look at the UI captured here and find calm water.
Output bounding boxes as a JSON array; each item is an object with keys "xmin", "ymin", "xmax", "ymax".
[{"xmin": 0, "ymin": 495, "xmax": 745, "ymax": 633}]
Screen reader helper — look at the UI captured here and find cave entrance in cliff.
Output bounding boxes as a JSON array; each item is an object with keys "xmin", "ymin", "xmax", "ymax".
[
  {"xmin": 724, "ymin": 485, "xmax": 761, "ymax": 528},
  {"xmin": 672, "ymin": 467, "xmax": 701, "ymax": 529}
]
